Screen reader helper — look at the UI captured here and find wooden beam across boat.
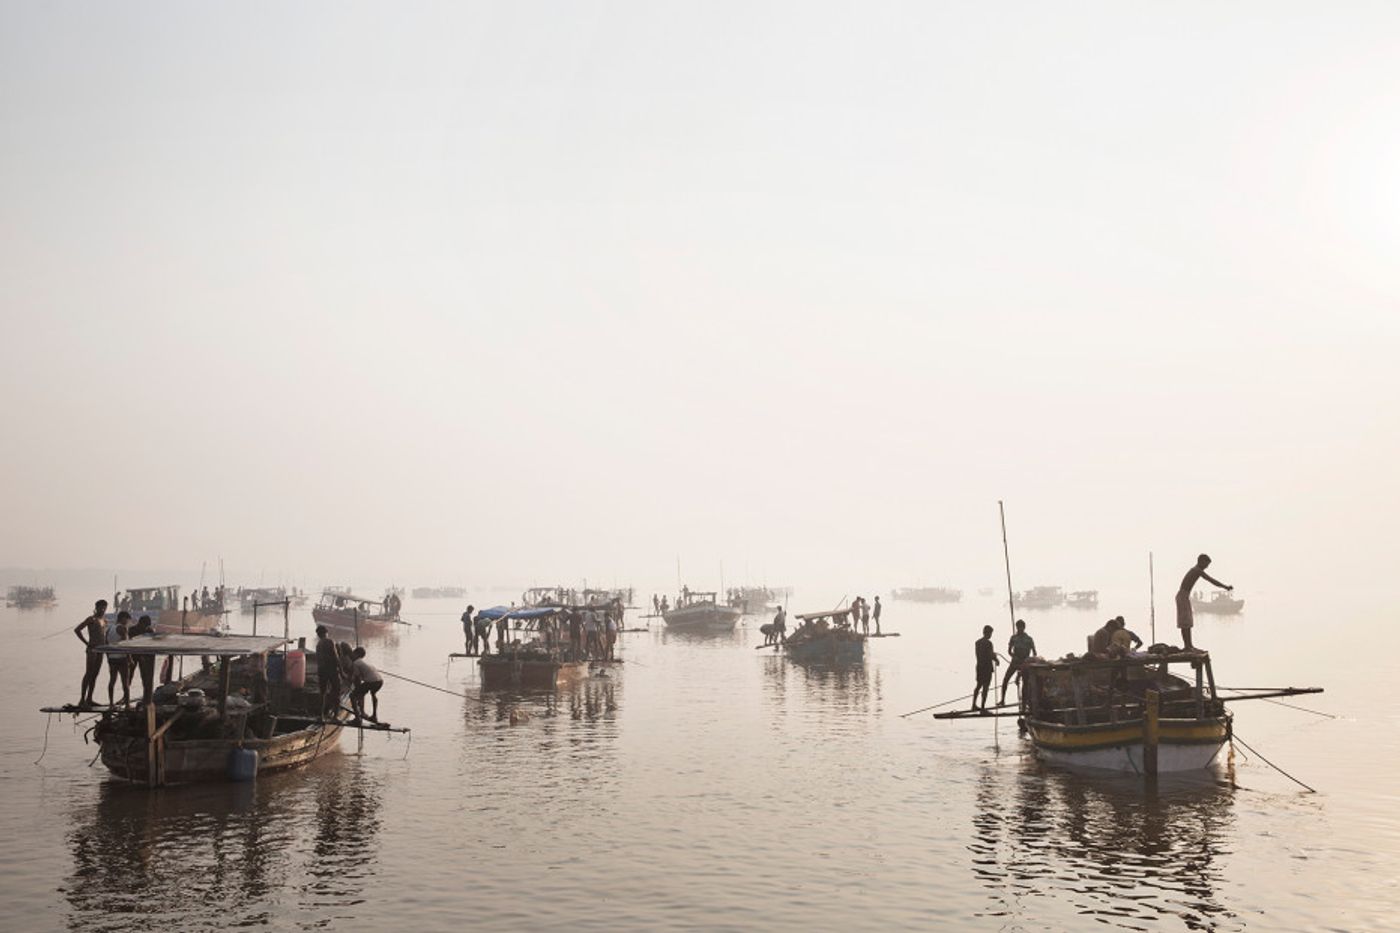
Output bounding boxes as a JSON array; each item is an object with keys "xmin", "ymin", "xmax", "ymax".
[{"xmin": 1218, "ymin": 687, "xmax": 1324, "ymax": 702}]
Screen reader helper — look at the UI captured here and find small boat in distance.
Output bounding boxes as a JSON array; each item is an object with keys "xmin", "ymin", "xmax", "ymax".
[
  {"xmin": 6, "ymin": 585, "xmax": 56, "ymax": 608},
  {"xmin": 1191, "ymin": 590, "xmax": 1245, "ymax": 615},
  {"xmin": 726, "ymin": 586, "xmax": 778, "ymax": 614},
  {"xmin": 1065, "ymin": 590, "xmax": 1099, "ymax": 610},
  {"xmin": 412, "ymin": 586, "xmax": 467, "ymax": 599},
  {"xmin": 312, "ymin": 591, "xmax": 400, "ymax": 636},
  {"xmin": 891, "ymin": 586, "xmax": 962, "ymax": 603},
  {"xmin": 1013, "ymin": 586, "xmax": 1065, "ymax": 610},
  {"xmin": 474, "ymin": 606, "xmax": 591, "ymax": 690},
  {"xmin": 113, "ymin": 586, "xmax": 225, "ymax": 634},
  {"xmin": 239, "ymin": 586, "xmax": 287, "ymax": 611},
  {"xmin": 783, "ymin": 607, "xmax": 865, "ymax": 664},
  {"xmin": 662, "ymin": 588, "xmax": 742, "ymax": 632}
]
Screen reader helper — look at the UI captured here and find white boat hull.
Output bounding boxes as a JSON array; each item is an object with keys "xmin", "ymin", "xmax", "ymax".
[
  {"xmin": 662, "ymin": 606, "xmax": 742, "ymax": 631},
  {"xmin": 1033, "ymin": 740, "xmax": 1226, "ymax": 774}
]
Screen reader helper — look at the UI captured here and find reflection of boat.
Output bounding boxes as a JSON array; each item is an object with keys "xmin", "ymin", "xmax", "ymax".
[
  {"xmin": 1191, "ymin": 590, "xmax": 1244, "ymax": 615},
  {"xmin": 662, "ymin": 588, "xmax": 742, "ymax": 631},
  {"xmin": 412, "ymin": 586, "xmax": 467, "ymax": 599},
  {"xmin": 784, "ymin": 607, "xmax": 865, "ymax": 664},
  {"xmin": 891, "ymin": 586, "xmax": 962, "ymax": 603},
  {"xmin": 1065, "ymin": 590, "xmax": 1099, "ymax": 610},
  {"xmin": 1014, "ymin": 586, "xmax": 1065, "ymax": 610},
  {"xmin": 475, "ymin": 606, "xmax": 589, "ymax": 689},
  {"xmin": 312, "ymin": 591, "xmax": 399, "ymax": 635},
  {"xmin": 54, "ymin": 633, "xmax": 354, "ymax": 786},
  {"xmin": 6, "ymin": 585, "xmax": 56, "ymax": 608},
  {"xmin": 113, "ymin": 585, "xmax": 225, "ymax": 634}
]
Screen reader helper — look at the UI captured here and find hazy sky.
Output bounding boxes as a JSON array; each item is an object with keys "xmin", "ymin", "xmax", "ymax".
[{"xmin": 2, "ymin": 3, "xmax": 1397, "ymax": 595}]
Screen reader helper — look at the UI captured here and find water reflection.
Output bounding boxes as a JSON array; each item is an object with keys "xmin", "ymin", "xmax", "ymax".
[
  {"xmin": 62, "ymin": 761, "xmax": 383, "ymax": 932},
  {"xmin": 970, "ymin": 762, "xmax": 1240, "ymax": 931}
]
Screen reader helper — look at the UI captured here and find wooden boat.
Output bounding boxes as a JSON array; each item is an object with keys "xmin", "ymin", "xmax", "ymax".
[
  {"xmin": 239, "ymin": 586, "xmax": 287, "ymax": 611},
  {"xmin": 112, "ymin": 585, "xmax": 225, "ymax": 634},
  {"xmin": 891, "ymin": 586, "xmax": 962, "ymax": 603},
  {"xmin": 726, "ymin": 585, "xmax": 779, "ymax": 614},
  {"xmin": 44, "ymin": 634, "xmax": 366, "ymax": 786},
  {"xmin": 475, "ymin": 606, "xmax": 590, "ymax": 689},
  {"xmin": 6, "ymin": 585, "xmax": 56, "ymax": 608},
  {"xmin": 1013, "ymin": 585, "xmax": 1065, "ymax": 610},
  {"xmin": 783, "ymin": 608, "xmax": 866, "ymax": 664},
  {"xmin": 1065, "ymin": 589, "xmax": 1099, "ymax": 610},
  {"xmin": 938, "ymin": 649, "xmax": 1322, "ymax": 776},
  {"xmin": 662, "ymin": 588, "xmax": 742, "ymax": 632},
  {"xmin": 312, "ymin": 590, "xmax": 399, "ymax": 636},
  {"xmin": 1191, "ymin": 590, "xmax": 1244, "ymax": 615}
]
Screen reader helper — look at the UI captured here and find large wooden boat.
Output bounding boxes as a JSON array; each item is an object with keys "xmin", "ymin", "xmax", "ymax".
[
  {"xmin": 1191, "ymin": 590, "xmax": 1244, "ymax": 615},
  {"xmin": 113, "ymin": 586, "xmax": 225, "ymax": 634},
  {"xmin": 45, "ymin": 634, "xmax": 361, "ymax": 786},
  {"xmin": 475, "ymin": 606, "xmax": 590, "ymax": 689},
  {"xmin": 6, "ymin": 585, "xmax": 56, "ymax": 608},
  {"xmin": 891, "ymin": 586, "xmax": 962, "ymax": 603},
  {"xmin": 783, "ymin": 607, "xmax": 866, "ymax": 664},
  {"xmin": 662, "ymin": 589, "xmax": 742, "ymax": 632},
  {"xmin": 312, "ymin": 591, "xmax": 399, "ymax": 636}
]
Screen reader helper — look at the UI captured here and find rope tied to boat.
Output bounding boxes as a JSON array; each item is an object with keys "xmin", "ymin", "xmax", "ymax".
[{"xmin": 1231, "ymin": 731, "xmax": 1317, "ymax": 794}]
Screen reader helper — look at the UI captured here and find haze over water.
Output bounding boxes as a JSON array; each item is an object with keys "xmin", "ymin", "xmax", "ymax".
[{"xmin": 2, "ymin": 578, "xmax": 1396, "ymax": 931}]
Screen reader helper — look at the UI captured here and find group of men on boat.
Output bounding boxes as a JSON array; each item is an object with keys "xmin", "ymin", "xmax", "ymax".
[
  {"xmin": 460, "ymin": 603, "xmax": 622, "ymax": 662},
  {"xmin": 74, "ymin": 600, "xmax": 159, "ymax": 708},
  {"xmin": 315, "ymin": 625, "xmax": 385, "ymax": 723},
  {"xmin": 971, "ymin": 554, "xmax": 1233, "ymax": 712}
]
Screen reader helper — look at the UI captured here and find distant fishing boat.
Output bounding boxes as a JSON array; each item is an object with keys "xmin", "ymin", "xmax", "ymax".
[
  {"xmin": 936, "ymin": 649, "xmax": 1322, "ymax": 775},
  {"xmin": 474, "ymin": 606, "xmax": 590, "ymax": 689},
  {"xmin": 412, "ymin": 586, "xmax": 467, "ymax": 599},
  {"xmin": 6, "ymin": 585, "xmax": 56, "ymax": 608},
  {"xmin": 1191, "ymin": 590, "xmax": 1244, "ymax": 615},
  {"xmin": 112, "ymin": 585, "xmax": 225, "ymax": 634},
  {"xmin": 782, "ymin": 607, "xmax": 865, "ymax": 664},
  {"xmin": 663, "ymin": 588, "xmax": 741, "ymax": 632},
  {"xmin": 726, "ymin": 586, "xmax": 778, "ymax": 614},
  {"xmin": 521, "ymin": 585, "xmax": 575, "ymax": 608},
  {"xmin": 1064, "ymin": 590, "xmax": 1099, "ymax": 610},
  {"xmin": 239, "ymin": 586, "xmax": 287, "ymax": 611},
  {"xmin": 1014, "ymin": 586, "xmax": 1065, "ymax": 610},
  {"xmin": 891, "ymin": 586, "xmax": 962, "ymax": 603},
  {"xmin": 312, "ymin": 591, "xmax": 399, "ymax": 636},
  {"xmin": 41, "ymin": 633, "xmax": 375, "ymax": 786}
]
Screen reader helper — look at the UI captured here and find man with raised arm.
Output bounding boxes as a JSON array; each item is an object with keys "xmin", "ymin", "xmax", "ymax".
[{"xmin": 1176, "ymin": 554, "xmax": 1232, "ymax": 651}]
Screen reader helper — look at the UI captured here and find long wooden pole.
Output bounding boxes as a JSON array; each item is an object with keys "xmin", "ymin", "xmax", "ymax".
[
  {"xmin": 998, "ymin": 501, "xmax": 1016, "ymax": 626},
  {"xmin": 1149, "ymin": 552, "xmax": 1157, "ymax": 644}
]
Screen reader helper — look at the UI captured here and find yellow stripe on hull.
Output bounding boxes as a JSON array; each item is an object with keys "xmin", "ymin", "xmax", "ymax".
[{"xmin": 1026, "ymin": 716, "xmax": 1230, "ymax": 773}]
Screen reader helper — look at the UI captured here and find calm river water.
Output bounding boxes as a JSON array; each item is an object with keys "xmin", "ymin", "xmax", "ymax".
[{"xmin": 1, "ymin": 579, "xmax": 1395, "ymax": 931}]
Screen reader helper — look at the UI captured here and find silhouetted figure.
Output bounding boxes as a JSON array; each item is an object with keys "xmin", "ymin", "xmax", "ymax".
[
  {"xmin": 1001, "ymin": 619, "xmax": 1035, "ymax": 704},
  {"xmin": 860, "ymin": 599, "xmax": 871, "ymax": 635},
  {"xmin": 105, "ymin": 611, "xmax": 132, "ymax": 708},
  {"xmin": 74, "ymin": 599, "xmax": 108, "ymax": 707},
  {"xmin": 129, "ymin": 613, "xmax": 155, "ymax": 704},
  {"xmin": 1176, "ymin": 554, "xmax": 1231, "ymax": 650},
  {"xmin": 460, "ymin": 605, "xmax": 476, "ymax": 655},
  {"xmin": 315, "ymin": 626, "xmax": 341, "ymax": 717},
  {"xmin": 872, "ymin": 595, "xmax": 882, "ymax": 635},
  {"xmin": 350, "ymin": 647, "xmax": 383, "ymax": 723},
  {"xmin": 973, "ymin": 625, "xmax": 997, "ymax": 712}
]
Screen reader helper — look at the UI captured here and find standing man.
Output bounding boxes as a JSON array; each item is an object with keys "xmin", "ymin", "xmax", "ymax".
[
  {"xmin": 105, "ymin": 610, "xmax": 132, "ymax": 708},
  {"xmin": 860, "ymin": 598, "xmax": 871, "ymax": 635},
  {"xmin": 872, "ymin": 595, "xmax": 882, "ymax": 636},
  {"xmin": 568, "ymin": 608, "xmax": 584, "ymax": 661},
  {"xmin": 973, "ymin": 625, "xmax": 998, "ymax": 712},
  {"xmin": 1176, "ymin": 554, "xmax": 1231, "ymax": 651},
  {"xmin": 74, "ymin": 599, "xmax": 108, "ymax": 707},
  {"xmin": 475, "ymin": 612, "xmax": 493, "ymax": 656},
  {"xmin": 460, "ymin": 605, "xmax": 476, "ymax": 655},
  {"xmin": 315, "ymin": 625, "xmax": 342, "ymax": 717},
  {"xmin": 1000, "ymin": 620, "xmax": 1036, "ymax": 705},
  {"xmin": 129, "ymin": 613, "xmax": 156, "ymax": 704},
  {"xmin": 773, "ymin": 605, "xmax": 787, "ymax": 644},
  {"xmin": 496, "ymin": 611, "xmax": 509, "ymax": 653}
]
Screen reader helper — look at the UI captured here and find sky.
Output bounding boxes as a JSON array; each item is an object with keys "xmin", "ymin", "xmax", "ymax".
[{"xmin": 2, "ymin": 2, "xmax": 1397, "ymax": 598}]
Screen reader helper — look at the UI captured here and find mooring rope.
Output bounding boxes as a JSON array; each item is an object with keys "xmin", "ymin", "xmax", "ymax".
[{"xmin": 1231, "ymin": 731, "xmax": 1317, "ymax": 793}]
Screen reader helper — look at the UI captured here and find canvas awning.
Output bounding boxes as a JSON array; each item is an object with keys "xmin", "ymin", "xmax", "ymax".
[{"xmin": 96, "ymin": 633, "xmax": 290, "ymax": 657}]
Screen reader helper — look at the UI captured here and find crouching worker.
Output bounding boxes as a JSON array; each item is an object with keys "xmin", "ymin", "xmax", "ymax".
[{"xmin": 350, "ymin": 647, "xmax": 384, "ymax": 724}]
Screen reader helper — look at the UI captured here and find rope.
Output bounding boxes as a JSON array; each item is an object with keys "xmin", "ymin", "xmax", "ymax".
[
  {"xmin": 34, "ymin": 713, "xmax": 53, "ymax": 765},
  {"xmin": 381, "ymin": 669, "xmax": 493, "ymax": 705},
  {"xmin": 1231, "ymin": 731, "xmax": 1317, "ymax": 793},
  {"xmin": 899, "ymin": 692, "xmax": 976, "ymax": 718},
  {"xmin": 1260, "ymin": 697, "xmax": 1337, "ymax": 719}
]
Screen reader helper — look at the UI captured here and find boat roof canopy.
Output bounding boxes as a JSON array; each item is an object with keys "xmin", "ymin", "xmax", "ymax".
[
  {"xmin": 319, "ymin": 591, "xmax": 383, "ymax": 606},
  {"xmin": 96, "ymin": 633, "xmax": 290, "ymax": 658},
  {"xmin": 795, "ymin": 607, "xmax": 857, "ymax": 621},
  {"xmin": 476, "ymin": 605, "xmax": 566, "ymax": 621}
]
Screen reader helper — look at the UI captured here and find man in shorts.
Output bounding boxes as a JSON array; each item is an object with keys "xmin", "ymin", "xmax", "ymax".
[
  {"xmin": 350, "ymin": 647, "xmax": 384, "ymax": 723},
  {"xmin": 74, "ymin": 599, "xmax": 108, "ymax": 707},
  {"xmin": 1176, "ymin": 554, "xmax": 1232, "ymax": 651},
  {"xmin": 973, "ymin": 625, "xmax": 997, "ymax": 712},
  {"xmin": 315, "ymin": 625, "xmax": 342, "ymax": 717},
  {"xmin": 1001, "ymin": 619, "xmax": 1036, "ymax": 705}
]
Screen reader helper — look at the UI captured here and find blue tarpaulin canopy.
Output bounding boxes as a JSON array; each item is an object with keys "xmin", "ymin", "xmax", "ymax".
[{"xmin": 475, "ymin": 605, "xmax": 565, "ymax": 621}]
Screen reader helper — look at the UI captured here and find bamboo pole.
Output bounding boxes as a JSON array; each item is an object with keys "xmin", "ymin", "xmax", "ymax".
[{"xmin": 1143, "ymin": 689, "xmax": 1160, "ymax": 776}]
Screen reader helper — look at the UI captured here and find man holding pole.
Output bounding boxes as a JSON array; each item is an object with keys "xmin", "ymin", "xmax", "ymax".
[{"xmin": 1176, "ymin": 553, "xmax": 1232, "ymax": 651}]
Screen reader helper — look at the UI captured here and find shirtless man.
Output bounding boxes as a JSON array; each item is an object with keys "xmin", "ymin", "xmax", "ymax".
[
  {"xmin": 1176, "ymin": 554, "xmax": 1232, "ymax": 651},
  {"xmin": 74, "ymin": 599, "xmax": 108, "ymax": 707}
]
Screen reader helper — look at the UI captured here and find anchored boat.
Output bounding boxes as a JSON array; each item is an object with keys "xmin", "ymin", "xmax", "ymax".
[
  {"xmin": 662, "ymin": 588, "xmax": 742, "ymax": 632},
  {"xmin": 39, "ymin": 633, "xmax": 393, "ymax": 786},
  {"xmin": 6, "ymin": 585, "xmax": 56, "ymax": 608},
  {"xmin": 891, "ymin": 586, "xmax": 963, "ymax": 603},
  {"xmin": 782, "ymin": 607, "xmax": 866, "ymax": 664},
  {"xmin": 1065, "ymin": 589, "xmax": 1100, "ymax": 610},
  {"xmin": 1013, "ymin": 586, "xmax": 1065, "ymax": 610},
  {"xmin": 113, "ymin": 585, "xmax": 225, "ymax": 634},
  {"xmin": 473, "ymin": 606, "xmax": 591, "ymax": 689},
  {"xmin": 312, "ymin": 591, "xmax": 400, "ymax": 636},
  {"xmin": 936, "ymin": 649, "xmax": 1322, "ymax": 775},
  {"xmin": 1192, "ymin": 590, "xmax": 1245, "ymax": 615}
]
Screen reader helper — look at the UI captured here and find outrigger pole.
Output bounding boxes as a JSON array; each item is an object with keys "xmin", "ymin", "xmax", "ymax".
[
  {"xmin": 996, "ymin": 500, "xmax": 1017, "ymax": 753},
  {"xmin": 1149, "ymin": 552, "xmax": 1157, "ymax": 644}
]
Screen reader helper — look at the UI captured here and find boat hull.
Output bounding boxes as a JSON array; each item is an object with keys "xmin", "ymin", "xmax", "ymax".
[
  {"xmin": 662, "ymin": 606, "xmax": 742, "ymax": 631},
  {"xmin": 479, "ymin": 656, "xmax": 588, "ymax": 690},
  {"xmin": 1026, "ymin": 716, "xmax": 1230, "ymax": 774},
  {"xmin": 786, "ymin": 637, "xmax": 866, "ymax": 664},
  {"xmin": 98, "ymin": 718, "xmax": 347, "ymax": 784},
  {"xmin": 312, "ymin": 607, "xmax": 397, "ymax": 635}
]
